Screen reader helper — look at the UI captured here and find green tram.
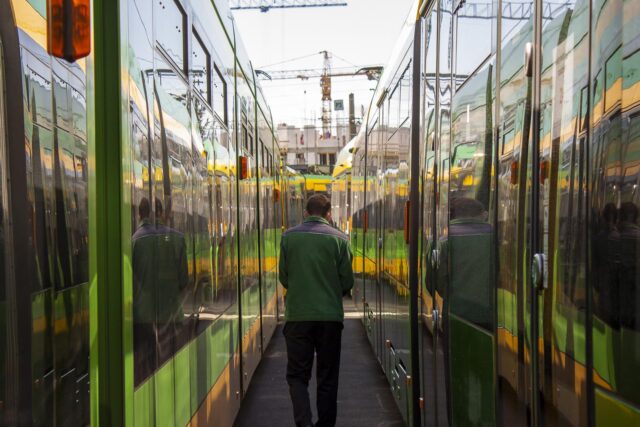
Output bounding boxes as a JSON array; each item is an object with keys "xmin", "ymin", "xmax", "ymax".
[
  {"xmin": 0, "ymin": 0, "xmax": 303, "ymax": 425},
  {"xmin": 332, "ymin": 0, "xmax": 640, "ymax": 425}
]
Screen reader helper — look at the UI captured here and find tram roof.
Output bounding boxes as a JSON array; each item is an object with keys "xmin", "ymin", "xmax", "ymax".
[
  {"xmin": 367, "ymin": 0, "xmax": 420, "ymax": 127},
  {"xmin": 332, "ymin": 131, "xmax": 363, "ymax": 178}
]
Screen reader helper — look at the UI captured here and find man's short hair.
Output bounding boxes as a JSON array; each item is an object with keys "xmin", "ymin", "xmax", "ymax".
[
  {"xmin": 306, "ymin": 194, "xmax": 331, "ymax": 217},
  {"xmin": 139, "ymin": 197, "xmax": 151, "ymax": 220},
  {"xmin": 450, "ymin": 197, "xmax": 486, "ymax": 220}
]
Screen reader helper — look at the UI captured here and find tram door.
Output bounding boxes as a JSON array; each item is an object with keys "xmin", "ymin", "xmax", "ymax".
[
  {"xmin": 0, "ymin": 34, "xmax": 6, "ymax": 426},
  {"xmin": 588, "ymin": 0, "xmax": 640, "ymax": 424},
  {"xmin": 533, "ymin": 0, "xmax": 591, "ymax": 425},
  {"xmin": 495, "ymin": 0, "xmax": 536, "ymax": 424},
  {"xmin": 432, "ymin": 1, "xmax": 453, "ymax": 425}
]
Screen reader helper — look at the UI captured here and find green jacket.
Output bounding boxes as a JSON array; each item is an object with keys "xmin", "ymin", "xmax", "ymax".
[
  {"xmin": 132, "ymin": 219, "xmax": 188, "ymax": 324},
  {"xmin": 279, "ymin": 216, "xmax": 354, "ymax": 322}
]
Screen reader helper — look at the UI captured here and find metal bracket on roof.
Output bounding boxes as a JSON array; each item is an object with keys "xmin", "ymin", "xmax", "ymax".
[{"xmin": 376, "ymin": 89, "xmax": 388, "ymax": 108}]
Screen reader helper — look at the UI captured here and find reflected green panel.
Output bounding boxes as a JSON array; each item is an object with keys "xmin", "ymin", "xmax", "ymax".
[
  {"xmin": 190, "ymin": 329, "xmax": 212, "ymax": 412},
  {"xmin": 174, "ymin": 345, "xmax": 191, "ymax": 426},
  {"xmin": 134, "ymin": 379, "xmax": 155, "ymax": 427},
  {"xmin": 595, "ymin": 388, "xmax": 640, "ymax": 427},
  {"xmin": 449, "ymin": 314, "xmax": 495, "ymax": 427},
  {"xmin": 31, "ymin": 289, "xmax": 53, "ymax": 424},
  {"xmin": 154, "ymin": 360, "xmax": 175, "ymax": 424}
]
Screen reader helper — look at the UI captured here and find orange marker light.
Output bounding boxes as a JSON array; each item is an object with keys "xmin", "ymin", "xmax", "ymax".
[
  {"xmin": 273, "ymin": 188, "xmax": 281, "ymax": 203},
  {"xmin": 510, "ymin": 161, "xmax": 519, "ymax": 185},
  {"xmin": 47, "ymin": 0, "xmax": 91, "ymax": 62},
  {"xmin": 239, "ymin": 156, "xmax": 248, "ymax": 180},
  {"xmin": 540, "ymin": 160, "xmax": 549, "ymax": 184}
]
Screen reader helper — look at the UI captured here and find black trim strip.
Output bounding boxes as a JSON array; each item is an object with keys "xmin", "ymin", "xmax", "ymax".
[
  {"xmin": 408, "ymin": 17, "xmax": 423, "ymax": 427},
  {"xmin": 0, "ymin": 2, "xmax": 33, "ymax": 423}
]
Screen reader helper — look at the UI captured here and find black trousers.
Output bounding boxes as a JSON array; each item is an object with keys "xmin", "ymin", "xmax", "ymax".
[{"xmin": 283, "ymin": 321, "xmax": 343, "ymax": 427}]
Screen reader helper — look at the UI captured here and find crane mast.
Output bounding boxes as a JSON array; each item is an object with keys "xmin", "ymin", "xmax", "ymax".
[{"xmin": 320, "ymin": 51, "xmax": 332, "ymax": 138}]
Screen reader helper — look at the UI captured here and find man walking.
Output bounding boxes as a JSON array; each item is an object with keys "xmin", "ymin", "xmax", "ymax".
[{"xmin": 279, "ymin": 194, "xmax": 354, "ymax": 427}]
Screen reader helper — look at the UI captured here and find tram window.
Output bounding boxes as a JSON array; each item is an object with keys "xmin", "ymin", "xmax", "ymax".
[
  {"xmin": 71, "ymin": 85, "xmax": 87, "ymax": 141},
  {"xmin": 213, "ymin": 64, "xmax": 227, "ymax": 124},
  {"xmin": 194, "ymin": 98, "xmax": 214, "ymax": 144},
  {"xmin": 191, "ymin": 30, "xmax": 210, "ymax": 103},
  {"xmin": 455, "ymin": 0, "xmax": 493, "ymax": 82},
  {"xmin": 52, "ymin": 66, "xmax": 71, "ymax": 131},
  {"xmin": 155, "ymin": 0, "xmax": 186, "ymax": 72},
  {"xmin": 592, "ymin": 70, "xmax": 604, "ymax": 122},
  {"xmin": 27, "ymin": 0, "xmax": 46, "ymax": 16},
  {"xmin": 24, "ymin": 53, "xmax": 53, "ymax": 129},
  {"xmin": 156, "ymin": 57, "xmax": 189, "ymax": 110},
  {"xmin": 400, "ymin": 63, "xmax": 411, "ymax": 124},
  {"xmin": 604, "ymin": 47, "xmax": 622, "ymax": 113},
  {"xmin": 579, "ymin": 86, "xmax": 588, "ymax": 132},
  {"xmin": 242, "ymin": 120, "xmax": 248, "ymax": 153},
  {"xmin": 388, "ymin": 83, "xmax": 400, "ymax": 132}
]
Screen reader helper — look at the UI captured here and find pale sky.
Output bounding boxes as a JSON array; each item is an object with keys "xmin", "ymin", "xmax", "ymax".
[{"xmin": 232, "ymin": 0, "xmax": 417, "ymax": 129}]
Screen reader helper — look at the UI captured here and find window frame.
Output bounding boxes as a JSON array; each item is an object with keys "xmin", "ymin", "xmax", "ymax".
[
  {"xmin": 191, "ymin": 28, "xmax": 211, "ymax": 105},
  {"xmin": 213, "ymin": 63, "xmax": 227, "ymax": 125}
]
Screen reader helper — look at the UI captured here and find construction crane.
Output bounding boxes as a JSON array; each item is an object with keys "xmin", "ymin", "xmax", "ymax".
[
  {"xmin": 257, "ymin": 51, "xmax": 382, "ymax": 138},
  {"xmin": 320, "ymin": 51, "xmax": 332, "ymax": 138},
  {"xmin": 229, "ymin": 0, "xmax": 347, "ymax": 12},
  {"xmin": 255, "ymin": 66, "xmax": 382, "ymax": 81}
]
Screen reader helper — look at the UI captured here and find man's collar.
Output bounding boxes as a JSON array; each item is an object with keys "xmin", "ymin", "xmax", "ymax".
[{"xmin": 304, "ymin": 215, "xmax": 329, "ymax": 225}]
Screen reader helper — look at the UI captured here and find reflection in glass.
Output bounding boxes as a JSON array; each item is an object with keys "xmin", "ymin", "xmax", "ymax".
[
  {"xmin": 454, "ymin": 0, "xmax": 493, "ymax": 78},
  {"xmin": 155, "ymin": 0, "xmax": 186, "ymax": 71},
  {"xmin": 191, "ymin": 31, "xmax": 210, "ymax": 103},
  {"xmin": 591, "ymin": 0, "xmax": 640, "ymax": 411}
]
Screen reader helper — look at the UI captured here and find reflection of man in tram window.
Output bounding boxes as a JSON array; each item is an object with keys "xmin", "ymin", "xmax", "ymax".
[
  {"xmin": 154, "ymin": 197, "xmax": 189, "ymax": 362},
  {"xmin": 617, "ymin": 201, "xmax": 639, "ymax": 330},
  {"xmin": 448, "ymin": 197, "xmax": 493, "ymax": 330},
  {"xmin": 132, "ymin": 197, "xmax": 157, "ymax": 385},
  {"xmin": 593, "ymin": 202, "xmax": 620, "ymax": 327}
]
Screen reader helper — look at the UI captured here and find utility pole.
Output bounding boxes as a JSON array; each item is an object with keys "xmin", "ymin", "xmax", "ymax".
[{"xmin": 348, "ymin": 93, "xmax": 356, "ymax": 140}]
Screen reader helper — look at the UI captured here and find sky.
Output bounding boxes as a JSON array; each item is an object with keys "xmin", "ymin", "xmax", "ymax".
[{"xmin": 232, "ymin": 0, "xmax": 417, "ymax": 130}]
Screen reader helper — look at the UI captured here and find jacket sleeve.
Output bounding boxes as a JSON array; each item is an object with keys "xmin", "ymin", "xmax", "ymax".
[
  {"xmin": 278, "ymin": 236, "xmax": 288, "ymax": 289},
  {"xmin": 338, "ymin": 240, "xmax": 354, "ymax": 293}
]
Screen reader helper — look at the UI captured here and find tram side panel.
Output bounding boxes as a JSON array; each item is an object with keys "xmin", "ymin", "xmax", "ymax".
[
  {"xmin": 590, "ymin": 0, "xmax": 640, "ymax": 423},
  {"xmin": 235, "ymin": 65, "xmax": 262, "ymax": 395},
  {"xmin": 0, "ymin": 1, "xmax": 91, "ymax": 423},
  {"xmin": 124, "ymin": 0, "xmax": 244, "ymax": 425},
  {"xmin": 256, "ymin": 110, "xmax": 278, "ymax": 351}
]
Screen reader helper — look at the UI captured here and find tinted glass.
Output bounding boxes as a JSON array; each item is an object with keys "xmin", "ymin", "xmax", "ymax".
[
  {"xmin": 535, "ymin": 0, "xmax": 592, "ymax": 424},
  {"xmin": 212, "ymin": 64, "xmax": 226, "ymax": 123},
  {"xmin": 496, "ymin": 0, "xmax": 534, "ymax": 424},
  {"xmin": 454, "ymin": 0, "xmax": 493, "ymax": 79},
  {"xmin": 191, "ymin": 31, "xmax": 210, "ymax": 102},
  {"xmin": 590, "ymin": 0, "xmax": 640, "ymax": 413}
]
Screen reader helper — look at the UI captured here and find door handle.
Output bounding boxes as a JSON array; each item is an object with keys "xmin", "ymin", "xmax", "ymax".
[
  {"xmin": 532, "ymin": 253, "xmax": 547, "ymax": 290},
  {"xmin": 431, "ymin": 249, "xmax": 440, "ymax": 269}
]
